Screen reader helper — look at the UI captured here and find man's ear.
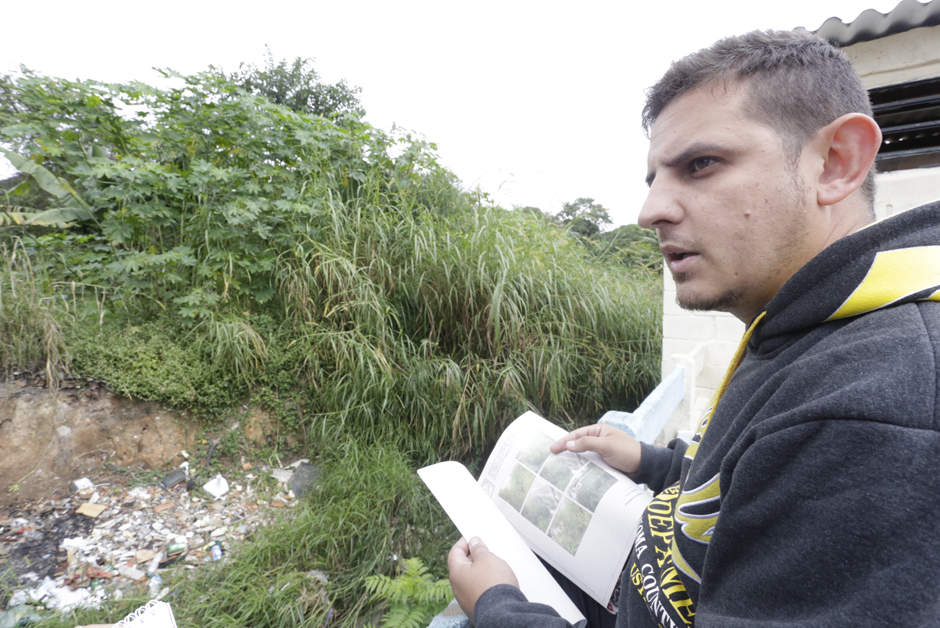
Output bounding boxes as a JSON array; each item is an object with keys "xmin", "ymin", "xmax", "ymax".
[{"xmin": 816, "ymin": 113, "xmax": 882, "ymax": 206}]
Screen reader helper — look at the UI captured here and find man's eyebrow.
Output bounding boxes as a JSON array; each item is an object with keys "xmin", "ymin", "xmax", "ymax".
[{"xmin": 645, "ymin": 141, "xmax": 727, "ymax": 187}]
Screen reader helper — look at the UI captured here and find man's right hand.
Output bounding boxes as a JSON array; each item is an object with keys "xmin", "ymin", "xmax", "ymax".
[
  {"xmin": 550, "ymin": 424, "xmax": 642, "ymax": 477},
  {"xmin": 448, "ymin": 537, "xmax": 519, "ymax": 623}
]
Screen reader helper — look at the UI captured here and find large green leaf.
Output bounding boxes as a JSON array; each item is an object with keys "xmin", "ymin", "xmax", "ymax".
[
  {"xmin": 0, "ymin": 206, "xmax": 34, "ymax": 226},
  {"xmin": 25, "ymin": 206, "xmax": 96, "ymax": 226},
  {"xmin": 0, "ymin": 148, "xmax": 91, "ymax": 210}
]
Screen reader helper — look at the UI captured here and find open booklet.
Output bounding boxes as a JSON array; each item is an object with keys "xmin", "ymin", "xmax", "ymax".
[
  {"xmin": 419, "ymin": 411, "xmax": 651, "ymax": 626},
  {"xmin": 114, "ymin": 599, "xmax": 177, "ymax": 627}
]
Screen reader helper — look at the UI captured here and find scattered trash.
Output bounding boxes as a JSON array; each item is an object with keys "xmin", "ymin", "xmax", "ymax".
[
  {"xmin": 76, "ymin": 503, "xmax": 107, "ymax": 518},
  {"xmin": 288, "ymin": 462, "xmax": 320, "ymax": 499},
  {"xmin": 11, "ymin": 576, "xmax": 106, "ymax": 611},
  {"xmin": 148, "ymin": 573, "xmax": 163, "ymax": 598},
  {"xmin": 306, "ymin": 570, "xmax": 329, "ymax": 584},
  {"xmin": 146, "ymin": 552, "xmax": 163, "ymax": 576},
  {"xmin": 69, "ymin": 478, "xmax": 94, "ymax": 494},
  {"xmin": 1, "ymin": 461, "xmax": 299, "ymax": 616},
  {"xmin": 203, "ymin": 475, "xmax": 230, "ymax": 499},
  {"xmin": 160, "ymin": 470, "xmax": 187, "ymax": 490},
  {"xmin": 269, "ymin": 469, "xmax": 293, "ymax": 484},
  {"xmin": 0, "ymin": 606, "xmax": 43, "ymax": 628}
]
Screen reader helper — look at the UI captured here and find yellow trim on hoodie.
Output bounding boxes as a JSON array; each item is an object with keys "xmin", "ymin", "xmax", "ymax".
[{"xmin": 827, "ymin": 246, "xmax": 940, "ymax": 322}]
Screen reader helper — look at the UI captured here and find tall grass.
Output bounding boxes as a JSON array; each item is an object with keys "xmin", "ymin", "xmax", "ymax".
[
  {"xmin": 0, "ymin": 238, "xmax": 79, "ymax": 388},
  {"xmin": 194, "ymin": 314, "xmax": 268, "ymax": 382},
  {"xmin": 279, "ymin": 198, "xmax": 661, "ymax": 460}
]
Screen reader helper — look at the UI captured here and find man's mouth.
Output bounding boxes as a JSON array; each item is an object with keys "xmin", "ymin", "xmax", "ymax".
[{"xmin": 661, "ymin": 246, "xmax": 699, "ymax": 272}]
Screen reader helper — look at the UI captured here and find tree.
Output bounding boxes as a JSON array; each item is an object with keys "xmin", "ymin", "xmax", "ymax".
[
  {"xmin": 514, "ymin": 205, "xmax": 548, "ymax": 220},
  {"xmin": 595, "ymin": 223, "xmax": 662, "ymax": 272},
  {"xmin": 555, "ymin": 197, "xmax": 612, "ymax": 238},
  {"xmin": 228, "ymin": 48, "xmax": 365, "ymax": 119}
]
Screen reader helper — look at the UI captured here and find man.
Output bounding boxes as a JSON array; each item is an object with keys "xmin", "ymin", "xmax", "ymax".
[{"xmin": 449, "ymin": 28, "xmax": 940, "ymax": 627}]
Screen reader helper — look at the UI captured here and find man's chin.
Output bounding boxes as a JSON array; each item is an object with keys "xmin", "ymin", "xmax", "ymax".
[{"xmin": 676, "ymin": 288, "xmax": 743, "ymax": 314}]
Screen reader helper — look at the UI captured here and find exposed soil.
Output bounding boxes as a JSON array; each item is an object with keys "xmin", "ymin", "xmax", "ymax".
[
  {"xmin": 0, "ymin": 379, "xmax": 199, "ymax": 510},
  {"xmin": 0, "ymin": 379, "xmax": 313, "ymax": 613}
]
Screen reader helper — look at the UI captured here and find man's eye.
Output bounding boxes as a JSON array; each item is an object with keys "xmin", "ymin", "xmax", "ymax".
[{"xmin": 690, "ymin": 157, "xmax": 717, "ymax": 172}]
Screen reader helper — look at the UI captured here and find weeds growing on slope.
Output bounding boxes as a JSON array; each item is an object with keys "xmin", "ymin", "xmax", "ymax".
[{"xmin": 1, "ymin": 65, "xmax": 662, "ymax": 626}]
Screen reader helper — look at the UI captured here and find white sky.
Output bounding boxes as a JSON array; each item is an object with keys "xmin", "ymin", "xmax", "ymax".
[{"xmin": 0, "ymin": 0, "xmax": 910, "ymax": 225}]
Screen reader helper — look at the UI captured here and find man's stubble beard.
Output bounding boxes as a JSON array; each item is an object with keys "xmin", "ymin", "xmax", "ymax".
[{"xmin": 673, "ymin": 269, "xmax": 748, "ymax": 313}]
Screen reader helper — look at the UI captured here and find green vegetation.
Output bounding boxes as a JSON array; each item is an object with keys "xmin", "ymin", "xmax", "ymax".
[
  {"xmin": 528, "ymin": 198, "xmax": 662, "ymax": 274},
  {"xmin": 0, "ymin": 58, "xmax": 661, "ymax": 627},
  {"xmin": 228, "ymin": 47, "xmax": 366, "ymax": 120},
  {"xmin": 515, "ymin": 432, "xmax": 556, "ymax": 471},
  {"xmin": 540, "ymin": 453, "xmax": 584, "ymax": 492},
  {"xmin": 498, "ymin": 463, "xmax": 537, "ymax": 511},
  {"xmin": 520, "ymin": 479, "xmax": 561, "ymax": 533},
  {"xmin": 365, "ymin": 557, "xmax": 453, "ymax": 628},
  {"xmin": 571, "ymin": 464, "xmax": 617, "ymax": 511},
  {"xmin": 549, "ymin": 498, "xmax": 592, "ymax": 555}
]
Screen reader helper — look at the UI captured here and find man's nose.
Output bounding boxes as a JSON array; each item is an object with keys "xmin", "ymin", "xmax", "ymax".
[{"xmin": 637, "ymin": 178, "xmax": 685, "ymax": 230}]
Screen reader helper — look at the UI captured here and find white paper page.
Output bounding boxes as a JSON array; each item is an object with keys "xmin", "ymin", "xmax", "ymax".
[{"xmin": 419, "ymin": 461, "xmax": 586, "ymax": 626}]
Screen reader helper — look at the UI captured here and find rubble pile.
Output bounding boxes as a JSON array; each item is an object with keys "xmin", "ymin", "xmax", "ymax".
[{"xmin": 0, "ymin": 459, "xmax": 321, "ymax": 621}]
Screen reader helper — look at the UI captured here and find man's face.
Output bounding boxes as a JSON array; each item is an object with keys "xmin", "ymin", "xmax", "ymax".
[{"xmin": 638, "ymin": 84, "xmax": 823, "ymax": 324}]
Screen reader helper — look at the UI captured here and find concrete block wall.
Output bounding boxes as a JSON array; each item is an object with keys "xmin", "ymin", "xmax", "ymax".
[
  {"xmin": 874, "ymin": 169, "xmax": 940, "ymax": 220},
  {"xmin": 658, "ymin": 271, "xmax": 744, "ymax": 442}
]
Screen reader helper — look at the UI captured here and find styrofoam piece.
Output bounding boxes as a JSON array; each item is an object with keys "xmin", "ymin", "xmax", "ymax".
[{"xmin": 203, "ymin": 474, "xmax": 230, "ymax": 499}]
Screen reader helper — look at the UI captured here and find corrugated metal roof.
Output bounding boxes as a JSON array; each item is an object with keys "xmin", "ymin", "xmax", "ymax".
[{"xmin": 815, "ymin": 0, "xmax": 940, "ymax": 46}]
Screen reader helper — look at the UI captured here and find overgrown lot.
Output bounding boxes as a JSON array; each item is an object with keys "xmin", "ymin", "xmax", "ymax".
[{"xmin": 0, "ymin": 64, "xmax": 661, "ymax": 627}]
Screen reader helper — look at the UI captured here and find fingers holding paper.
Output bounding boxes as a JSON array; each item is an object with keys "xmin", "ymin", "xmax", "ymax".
[
  {"xmin": 448, "ymin": 536, "xmax": 519, "ymax": 623},
  {"xmin": 550, "ymin": 424, "xmax": 641, "ymax": 477}
]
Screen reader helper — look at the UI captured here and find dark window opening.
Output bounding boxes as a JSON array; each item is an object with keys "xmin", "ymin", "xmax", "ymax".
[{"xmin": 870, "ymin": 76, "xmax": 940, "ymax": 171}]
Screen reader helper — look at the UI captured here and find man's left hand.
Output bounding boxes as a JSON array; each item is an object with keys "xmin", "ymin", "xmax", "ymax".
[{"xmin": 448, "ymin": 536, "xmax": 519, "ymax": 623}]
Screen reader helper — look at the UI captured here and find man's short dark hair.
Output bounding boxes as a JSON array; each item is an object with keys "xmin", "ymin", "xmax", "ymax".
[{"xmin": 643, "ymin": 29, "xmax": 876, "ymax": 207}]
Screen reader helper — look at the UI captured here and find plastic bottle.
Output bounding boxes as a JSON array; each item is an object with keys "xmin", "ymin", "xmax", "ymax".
[
  {"xmin": 148, "ymin": 573, "xmax": 163, "ymax": 597},
  {"xmin": 146, "ymin": 551, "xmax": 164, "ymax": 576},
  {"xmin": 210, "ymin": 542, "xmax": 223, "ymax": 561}
]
